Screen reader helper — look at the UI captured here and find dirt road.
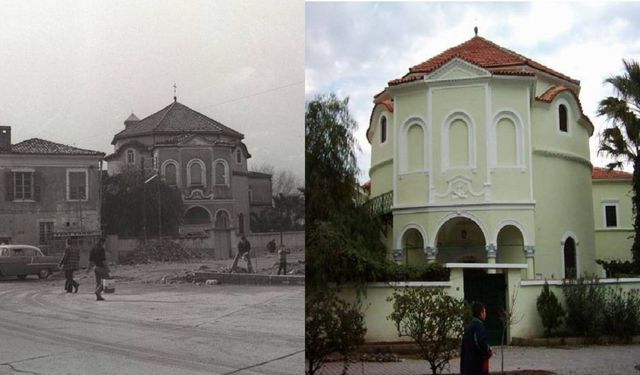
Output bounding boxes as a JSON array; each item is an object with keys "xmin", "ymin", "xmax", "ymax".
[{"xmin": 0, "ymin": 273, "xmax": 304, "ymax": 374}]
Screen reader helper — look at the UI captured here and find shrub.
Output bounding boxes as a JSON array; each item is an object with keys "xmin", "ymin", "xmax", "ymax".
[
  {"xmin": 536, "ymin": 282, "xmax": 565, "ymax": 337},
  {"xmin": 305, "ymin": 291, "xmax": 366, "ymax": 375},
  {"xmin": 602, "ymin": 287, "xmax": 640, "ymax": 341},
  {"xmin": 382, "ymin": 262, "xmax": 450, "ymax": 282},
  {"xmin": 596, "ymin": 259, "xmax": 640, "ymax": 278},
  {"xmin": 562, "ymin": 277, "xmax": 606, "ymax": 338},
  {"xmin": 387, "ymin": 288, "xmax": 465, "ymax": 375}
]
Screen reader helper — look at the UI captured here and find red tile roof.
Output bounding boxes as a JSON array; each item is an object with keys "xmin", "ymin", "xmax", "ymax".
[
  {"xmin": 112, "ymin": 101, "xmax": 243, "ymax": 144},
  {"xmin": 592, "ymin": 167, "xmax": 632, "ymax": 180},
  {"xmin": 389, "ymin": 36, "xmax": 579, "ymax": 87},
  {"xmin": 536, "ymin": 85, "xmax": 593, "ymax": 128},
  {"xmin": 4, "ymin": 138, "xmax": 104, "ymax": 156}
]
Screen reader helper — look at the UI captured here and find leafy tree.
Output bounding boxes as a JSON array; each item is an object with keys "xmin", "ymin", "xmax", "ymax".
[
  {"xmin": 598, "ymin": 59, "xmax": 640, "ymax": 267},
  {"xmin": 305, "ymin": 291, "xmax": 366, "ymax": 375},
  {"xmin": 250, "ymin": 193, "xmax": 304, "ymax": 232},
  {"xmin": 562, "ymin": 277, "xmax": 606, "ymax": 338},
  {"xmin": 305, "ymin": 93, "xmax": 387, "ymax": 292},
  {"xmin": 387, "ymin": 288, "xmax": 466, "ymax": 375},
  {"xmin": 536, "ymin": 281, "xmax": 565, "ymax": 337},
  {"xmin": 102, "ymin": 168, "xmax": 183, "ymax": 237}
]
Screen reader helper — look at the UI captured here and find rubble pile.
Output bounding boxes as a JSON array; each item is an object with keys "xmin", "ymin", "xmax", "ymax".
[{"xmin": 120, "ymin": 240, "xmax": 211, "ymax": 264}]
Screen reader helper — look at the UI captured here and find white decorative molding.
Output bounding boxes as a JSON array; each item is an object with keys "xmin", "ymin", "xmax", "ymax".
[
  {"xmin": 532, "ymin": 148, "xmax": 592, "ymax": 168},
  {"xmin": 424, "ymin": 58, "xmax": 491, "ymax": 82},
  {"xmin": 183, "ymin": 188, "xmax": 213, "ymax": 201},
  {"xmin": 435, "ymin": 175, "xmax": 484, "ymax": 200},
  {"xmin": 396, "ymin": 223, "xmax": 428, "ymax": 250},
  {"xmin": 399, "ymin": 116, "xmax": 429, "ymax": 174},
  {"xmin": 493, "ymin": 219, "xmax": 531, "ymax": 247}
]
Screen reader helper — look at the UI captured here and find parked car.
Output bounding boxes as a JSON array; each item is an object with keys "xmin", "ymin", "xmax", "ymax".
[{"xmin": 0, "ymin": 244, "xmax": 59, "ymax": 280}]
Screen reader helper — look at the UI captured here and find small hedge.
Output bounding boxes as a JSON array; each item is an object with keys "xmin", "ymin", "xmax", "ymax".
[
  {"xmin": 596, "ymin": 259, "xmax": 640, "ymax": 278},
  {"xmin": 364, "ymin": 262, "xmax": 450, "ymax": 283}
]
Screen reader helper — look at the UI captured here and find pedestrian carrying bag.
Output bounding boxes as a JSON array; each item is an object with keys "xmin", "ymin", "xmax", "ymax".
[{"xmin": 102, "ymin": 278, "xmax": 115, "ymax": 294}]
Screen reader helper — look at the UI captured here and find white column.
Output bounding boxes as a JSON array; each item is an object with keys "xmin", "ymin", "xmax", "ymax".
[
  {"xmin": 486, "ymin": 244, "xmax": 497, "ymax": 274},
  {"xmin": 524, "ymin": 245, "xmax": 535, "ymax": 279},
  {"xmin": 424, "ymin": 246, "xmax": 438, "ymax": 263},
  {"xmin": 392, "ymin": 248, "xmax": 404, "ymax": 265}
]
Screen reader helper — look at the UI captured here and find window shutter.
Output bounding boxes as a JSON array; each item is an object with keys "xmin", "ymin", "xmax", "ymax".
[
  {"xmin": 34, "ymin": 171, "xmax": 42, "ymax": 202},
  {"xmin": 5, "ymin": 172, "xmax": 13, "ymax": 201}
]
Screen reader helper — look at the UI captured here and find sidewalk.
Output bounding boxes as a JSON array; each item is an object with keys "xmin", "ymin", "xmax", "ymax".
[{"xmin": 318, "ymin": 345, "xmax": 640, "ymax": 375}]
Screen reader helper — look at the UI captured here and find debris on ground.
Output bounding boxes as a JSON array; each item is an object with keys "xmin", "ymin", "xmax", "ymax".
[{"xmin": 119, "ymin": 240, "xmax": 211, "ymax": 264}]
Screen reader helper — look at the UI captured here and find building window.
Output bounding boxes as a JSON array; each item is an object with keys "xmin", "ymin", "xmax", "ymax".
[
  {"xmin": 187, "ymin": 159, "xmax": 206, "ymax": 187},
  {"xmin": 248, "ymin": 188, "xmax": 254, "ymax": 203},
  {"xmin": 214, "ymin": 160, "xmax": 229, "ymax": 185},
  {"xmin": 38, "ymin": 221, "xmax": 54, "ymax": 245},
  {"xmin": 164, "ymin": 163, "xmax": 177, "ymax": 186},
  {"xmin": 238, "ymin": 213, "xmax": 245, "ymax": 234},
  {"xmin": 559, "ymin": 104, "xmax": 568, "ymax": 133},
  {"xmin": 14, "ymin": 172, "xmax": 33, "ymax": 200},
  {"xmin": 236, "ymin": 149, "xmax": 242, "ymax": 164},
  {"xmin": 126, "ymin": 149, "xmax": 135, "ymax": 165},
  {"xmin": 380, "ymin": 116, "xmax": 387, "ymax": 144},
  {"xmin": 605, "ymin": 204, "xmax": 618, "ymax": 228},
  {"xmin": 67, "ymin": 170, "xmax": 87, "ymax": 201},
  {"xmin": 563, "ymin": 237, "xmax": 577, "ymax": 279}
]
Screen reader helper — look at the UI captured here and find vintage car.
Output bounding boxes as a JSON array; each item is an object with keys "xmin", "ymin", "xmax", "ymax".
[{"xmin": 0, "ymin": 244, "xmax": 60, "ymax": 280}]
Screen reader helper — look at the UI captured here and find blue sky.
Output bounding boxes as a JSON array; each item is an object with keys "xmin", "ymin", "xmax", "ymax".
[{"xmin": 306, "ymin": 2, "xmax": 640, "ymax": 182}]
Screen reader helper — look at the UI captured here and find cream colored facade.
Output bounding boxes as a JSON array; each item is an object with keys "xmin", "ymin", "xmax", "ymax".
[{"xmin": 369, "ymin": 56, "xmax": 598, "ymax": 280}]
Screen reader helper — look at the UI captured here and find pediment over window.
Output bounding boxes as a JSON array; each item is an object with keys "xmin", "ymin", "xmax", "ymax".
[{"xmin": 425, "ymin": 58, "xmax": 491, "ymax": 82}]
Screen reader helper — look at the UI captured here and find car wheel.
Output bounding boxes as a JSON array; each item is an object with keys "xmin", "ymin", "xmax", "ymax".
[
  {"xmin": 17, "ymin": 274, "xmax": 27, "ymax": 280},
  {"xmin": 38, "ymin": 269, "xmax": 50, "ymax": 279}
]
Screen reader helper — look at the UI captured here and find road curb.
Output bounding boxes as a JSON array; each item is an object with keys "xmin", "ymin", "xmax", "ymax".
[{"xmin": 194, "ymin": 271, "xmax": 305, "ymax": 286}]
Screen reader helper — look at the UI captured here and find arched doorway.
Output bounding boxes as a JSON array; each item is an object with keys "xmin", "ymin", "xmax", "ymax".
[
  {"xmin": 400, "ymin": 228, "xmax": 425, "ymax": 266},
  {"xmin": 435, "ymin": 217, "xmax": 486, "ymax": 264},
  {"xmin": 563, "ymin": 237, "xmax": 577, "ymax": 279},
  {"xmin": 183, "ymin": 206, "xmax": 211, "ymax": 225},
  {"xmin": 496, "ymin": 225, "xmax": 525, "ymax": 264}
]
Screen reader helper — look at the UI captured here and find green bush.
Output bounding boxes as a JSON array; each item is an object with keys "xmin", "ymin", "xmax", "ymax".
[
  {"xmin": 602, "ymin": 287, "xmax": 640, "ymax": 341},
  {"xmin": 387, "ymin": 287, "xmax": 465, "ymax": 375},
  {"xmin": 596, "ymin": 259, "xmax": 640, "ymax": 278},
  {"xmin": 305, "ymin": 291, "xmax": 366, "ymax": 375},
  {"xmin": 536, "ymin": 282, "xmax": 565, "ymax": 337},
  {"xmin": 562, "ymin": 278, "xmax": 606, "ymax": 338},
  {"xmin": 381, "ymin": 262, "xmax": 450, "ymax": 282}
]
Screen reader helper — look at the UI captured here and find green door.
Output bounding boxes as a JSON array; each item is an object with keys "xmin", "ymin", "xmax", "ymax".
[{"xmin": 463, "ymin": 269, "xmax": 506, "ymax": 346}]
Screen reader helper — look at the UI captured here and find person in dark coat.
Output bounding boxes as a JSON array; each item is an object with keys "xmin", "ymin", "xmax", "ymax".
[
  {"xmin": 88, "ymin": 238, "xmax": 109, "ymax": 301},
  {"xmin": 231, "ymin": 236, "xmax": 253, "ymax": 273},
  {"xmin": 460, "ymin": 302, "xmax": 493, "ymax": 375},
  {"xmin": 59, "ymin": 237, "xmax": 80, "ymax": 293}
]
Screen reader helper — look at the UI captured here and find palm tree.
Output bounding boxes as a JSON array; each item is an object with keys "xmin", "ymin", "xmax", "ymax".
[{"xmin": 598, "ymin": 59, "xmax": 640, "ymax": 266}]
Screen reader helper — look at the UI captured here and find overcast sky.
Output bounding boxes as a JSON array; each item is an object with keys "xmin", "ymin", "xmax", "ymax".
[
  {"xmin": 306, "ymin": 2, "xmax": 640, "ymax": 182},
  {"xmin": 0, "ymin": 0, "xmax": 304, "ymax": 181}
]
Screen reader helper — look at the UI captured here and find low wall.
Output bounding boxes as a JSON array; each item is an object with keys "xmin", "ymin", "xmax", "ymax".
[
  {"xmin": 338, "ymin": 271, "xmax": 640, "ymax": 343},
  {"xmin": 195, "ymin": 271, "xmax": 305, "ymax": 286},
  {"xmin": 245, "ymin": 231, "xmax": 305, "ymax": 252}
]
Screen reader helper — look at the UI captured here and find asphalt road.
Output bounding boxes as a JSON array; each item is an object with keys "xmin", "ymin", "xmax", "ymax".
[{"xmin": 0, "ymin": 277, "xmax": 304, "ymax": 375}]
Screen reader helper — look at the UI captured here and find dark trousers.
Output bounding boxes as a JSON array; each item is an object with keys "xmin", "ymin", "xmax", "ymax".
[
  {"xmin": 94, "ymin": 266, "xmax": 110, "ymax": 296},
  {"xmin": 64, "ymin": 270, "xmax": 78, "ymax": 293},
  {"xmin": 277, "ymin": 261, "xmax": 287, "ymax": 275},
  {"xmin": 231, "ymin": 252, "xmax": 253, "ymax": 273}
]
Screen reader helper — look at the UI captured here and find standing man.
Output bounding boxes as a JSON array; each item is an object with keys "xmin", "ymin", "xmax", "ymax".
[
  {"xmin": 277, "ymin": 244, "xmax": 290, "ymax": 275},
  {"xmin": 88, "ymin": 238, "xmax": 109, "ymax": 301},
  {"xmin": 59, "ymin": 237, "xmax": 79, "ymax": 293},
  {"xmin": 231, "ymin": 235, "xmax": 253, "ymax": 273},
  {"xmin": 460, "ymin": 302, "xmax": 493, "ymax": 375}
]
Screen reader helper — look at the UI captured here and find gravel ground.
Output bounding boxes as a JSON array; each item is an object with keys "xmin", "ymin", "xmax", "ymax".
[{"xmin": 318, "ymin": 345, "xmax": 640, "ymax": 375}]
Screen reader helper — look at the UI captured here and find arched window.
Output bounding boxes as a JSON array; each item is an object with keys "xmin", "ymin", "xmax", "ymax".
[
  {"xmin": 238, "ymin": 213, "xmax": 245, "ymax": 234},
  {"xmin": 380, "ymin": 116, "xmax": 387, "ymax": 144},
  {"xmin": 183, "ymin": 206, "xmax": 211, "ymax": 225},
  {"xmin": 165, "ymin": 163, "xmax": 177, "ymax": 186},
  {"xmin": 496, "ymin": 118, "xmax": 517, "ymax": 166},
  {"xmin": 559, "ymin": 104, "xmax": 568, "ymax": 133},
  {"xmin": 563, "ymin": 237, "xmax": 577, "ymax": 279},
  {"xmin": 187, "ymin": 159, "xmax": 206, "ymax": 187},
  {"xmin": 214, "ymin": 160, "xmax": 229, "ymax": 186},
  {"xmin": 215, "ymin": 210, "xmax": 230, "ymax": 229},
  {"xmin": 126, "ymin": 150, "xmax": 135, "ymax": 165},
  {"xmin": 407, "ymin": 124, "xmax": 424, "ymax": 171},
  {"xmin": 236, "ymin": 149, "xmax": 242, "ymax": 164},
  {"xmin": 449, "ymin": 119, "xmax": 470, "ymax": 168}
]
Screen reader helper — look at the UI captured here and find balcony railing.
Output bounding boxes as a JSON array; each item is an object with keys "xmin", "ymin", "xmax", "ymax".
[{"xmin": 364, "ymin": 191, "xmax": 393, "ymax": 216}]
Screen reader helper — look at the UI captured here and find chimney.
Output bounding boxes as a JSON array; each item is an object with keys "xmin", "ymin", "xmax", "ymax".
[
  {"xmin": 124, "ymin": 113, "xmax": 139, "ymax": 128},
  {"xmin": 0, "ymin": 126, "xmax": 11, "ymax": 150}
]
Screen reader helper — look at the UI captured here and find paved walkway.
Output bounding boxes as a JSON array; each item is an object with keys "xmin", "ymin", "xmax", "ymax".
[{"xmin": 318, "ymin": 345, "xmax": 640, "ymax": 375}]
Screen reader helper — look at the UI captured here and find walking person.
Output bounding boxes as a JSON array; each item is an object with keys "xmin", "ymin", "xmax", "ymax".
[
  {"xmin": 231, "ymin": 235, "xmax": 253, "ymax": 273},
  {"xmin": 460, "ymin": 302, "xmax": 493, "ymax": 375},
  {"xmin": 88, "ymin": 238, "xmax": 109, "ymax": 301},
  {"xmin": 277, "ymin": 244, "xmax": 290, "ymax": 275},
  {"xmin": 58, "ymin": 237, "xmax": 79, "ymax": 293}
]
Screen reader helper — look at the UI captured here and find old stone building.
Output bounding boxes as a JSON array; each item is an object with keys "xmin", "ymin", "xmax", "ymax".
[
  {"xmin": 104, "ymin": 99, "xmax": 272, "ymax": 256},
  {"xmin": 0, "ymin": 126, "xmax": 104, "ymax": 253}
]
